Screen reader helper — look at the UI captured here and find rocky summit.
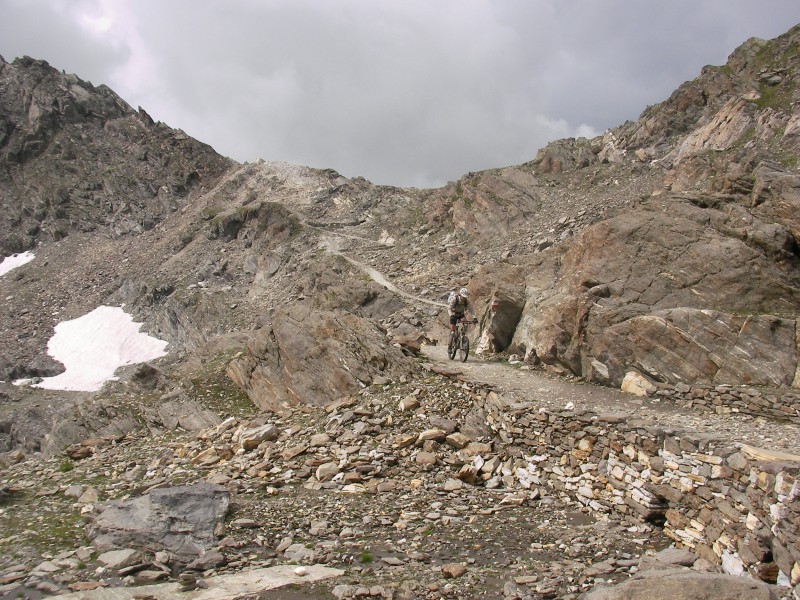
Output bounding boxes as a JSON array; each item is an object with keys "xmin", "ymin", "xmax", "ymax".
[{"xmin": 0, "ymin": 22, "xmax": 799, "ymax": 600}]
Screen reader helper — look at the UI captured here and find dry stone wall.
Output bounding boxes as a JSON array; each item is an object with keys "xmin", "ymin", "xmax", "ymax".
[
  {"xmin": 481, "ymin": 392, "xmax": 800, "ymax": 590},
  {"xmin": 657, "ymin": 383, "xmax": 800, "ymax": 425}
]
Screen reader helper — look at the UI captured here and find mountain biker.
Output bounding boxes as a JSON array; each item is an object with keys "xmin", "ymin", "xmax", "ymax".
[{"xmin": 448, "ymin": 287, "xmax": 477, "ymax": 335}]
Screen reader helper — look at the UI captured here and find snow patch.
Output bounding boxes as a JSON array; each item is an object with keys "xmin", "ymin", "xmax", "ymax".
[
  {"xmin": 0, "ymin": 251, "xmax": 35, "ymax": 277},
  {"xmin": 35, "ymin": 306, "xmax": 169, "ymax": 392}
]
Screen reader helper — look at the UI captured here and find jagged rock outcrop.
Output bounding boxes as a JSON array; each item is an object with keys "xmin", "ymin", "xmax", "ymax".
[
  {"xmin": 226, "ymin": 301, "xmax": 414, "ymax": 411},
  {"xmin": 492, "ymin": 24, "xmax": 800, "ymax": 389},
  {"xmin": 590, "ymin": 309, "xmax": 797, "ymax": 387},
  {"xmin": 505, "ymin": 195, "xmax": 800, "ymax": 387},
  {"xmin": 0, "ymin": 55, "xmax": 232, "ymax": 254},
  {"xmin": 468, "ymin": 264, "xmax": 527, "ymax": 355},
  {"xmin": 423, "ymin": 167, "xmax": 542, "ymax": 241}
]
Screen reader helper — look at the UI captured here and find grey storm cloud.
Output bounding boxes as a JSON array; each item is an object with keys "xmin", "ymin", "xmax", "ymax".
[{"xmin": 2, "ymin": 0, "xmax": 800, "ymax": 188}]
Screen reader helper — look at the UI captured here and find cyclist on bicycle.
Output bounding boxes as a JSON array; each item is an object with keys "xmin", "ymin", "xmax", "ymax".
[{"xmin": 448, "ymin": 287, "xmax": 477, "ymax": 335}]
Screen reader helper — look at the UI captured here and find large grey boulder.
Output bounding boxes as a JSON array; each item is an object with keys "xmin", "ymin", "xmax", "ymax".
[
  {"xmin": 151, "ymin": 397, "xmax": 223, "ymax": 432},
  {"xmin": 85, "ymin": 482, "xmax": 230, "ymax": 563}
]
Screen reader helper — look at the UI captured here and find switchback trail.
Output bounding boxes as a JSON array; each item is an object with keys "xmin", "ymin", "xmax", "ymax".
[{"xmin": 318, "ymin": 232, "xmax": 446, "ymax": 308}]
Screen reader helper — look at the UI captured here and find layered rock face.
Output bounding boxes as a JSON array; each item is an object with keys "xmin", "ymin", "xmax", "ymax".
[
  {"xmin": 510, "ymin": 196, "xmax": 800, "ymax": 387},
  {"xmin": 226, "ymin": 300, "xmax": 414, "ymax": 412},
  {"xmin": 494, "ymin": 24, "xmax": 800, "ymax": 389}
]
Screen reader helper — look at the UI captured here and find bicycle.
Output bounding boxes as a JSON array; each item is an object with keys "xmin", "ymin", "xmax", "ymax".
[{"xmin": 448, "ymin": 318, "xmax": 476, "ymax": 362}]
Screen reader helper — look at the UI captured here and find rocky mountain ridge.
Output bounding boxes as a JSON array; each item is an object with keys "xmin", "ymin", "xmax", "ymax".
[{"xmin": 0, "ymin": 22, "xmax": 799, "ymax": 600}]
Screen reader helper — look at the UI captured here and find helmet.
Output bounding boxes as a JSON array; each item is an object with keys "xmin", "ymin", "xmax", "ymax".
[{"xmin": 459, "ymin": 287, "xmax": 468, "ymax": 297}]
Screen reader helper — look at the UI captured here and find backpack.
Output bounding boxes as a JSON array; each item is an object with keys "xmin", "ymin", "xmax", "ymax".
[{"xmin": 448, "ymin": 291, "xmax": 466, "ymax": 312}]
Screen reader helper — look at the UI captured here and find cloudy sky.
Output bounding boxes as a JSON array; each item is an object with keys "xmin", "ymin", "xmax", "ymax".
[{"xmin": 2, "ymin": 1, "xmax": 800, "ymax": 188}]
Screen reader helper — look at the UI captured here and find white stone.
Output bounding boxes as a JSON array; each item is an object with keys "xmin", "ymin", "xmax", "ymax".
[
  {"xmin": 399, "ymin": 396, "xmax": 419, "ymax": 411},
  {"xmin": 775, "ymin": 472, "xmax": 795, "ymax": 496},
  {"xmin": 591, "ymin": 360, "xmax": 609, "ymax": 380},
  {"xmin": 97, "ymin": 549, "xmax": 139, "ymax": 569},
  {"xmin": 770, "ymin": 502, "xmax": 789, "ymax": 521},
  {"xmin": 696, "ymin": 453, "xmax": 723, "ymax": 465},
  {"xmin": 443, "ymin": 479, "xmax": 463, "ymax": 491},
  {"xmin": 78, "ymin": 487, "xmax": 99, "ymax": 504},
  {"xmin": 621, "ymin": 371, "xmax": 657, "ymax": 396},
  {"xmin": 315, "ymin": 462, "xmax": 340, "ymax": 481},
  {"xmin": 745, "ymin": 512, "xmax": 761, "ymax": 530}
]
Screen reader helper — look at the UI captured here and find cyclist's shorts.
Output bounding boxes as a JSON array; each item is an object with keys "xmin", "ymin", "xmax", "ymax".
[{"xmin": 450, "ymin": 314, "xmax": 464, "ymax": 325}]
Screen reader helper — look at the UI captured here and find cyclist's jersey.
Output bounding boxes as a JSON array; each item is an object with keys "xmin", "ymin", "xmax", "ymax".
[{"xmin": 448, "ymin": 294, "xmax": 467, "ymax": 316}]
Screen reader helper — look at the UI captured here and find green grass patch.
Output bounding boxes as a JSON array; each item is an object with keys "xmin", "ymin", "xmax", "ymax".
[
  {"xmin": 735, "ymin": 126, "xmax": 756, "ymax": 147},
  {"xmin": 200, "ymin": 205, "xmax": 222, "ymax": 221},
  {"xmin": 406, "ymin": 204, "xmax": 426, "ymax": 228},
  {"xmin": 775, "ymin": 151, "xmax": 799, "ymax": 169},
  {"xmin": 453, "ymin": 181, "xmax": 463, "ymax": 199},
  {"xmin": 753, "ymin": 82, "xmax": 792, "ymax": 111},
  {"xmin": 0, "ymin": 494, "xmax": 87, "ymax": 563},
  {"xmin": 358, "ymin": 548, "xmax": 374, "ymax": 564}
]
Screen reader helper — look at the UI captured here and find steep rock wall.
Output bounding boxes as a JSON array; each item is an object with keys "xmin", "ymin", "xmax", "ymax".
[{"xmin": 501, "ymin": 195, "xmax": 800, "ymax": 389}]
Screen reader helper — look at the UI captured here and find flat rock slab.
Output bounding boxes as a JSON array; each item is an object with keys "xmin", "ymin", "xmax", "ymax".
[
  {"xmin": 55, "ymin": 565, "xmax": 344, "ymax": 600},
  {"xmin": 582, "ymin": 571, "xmax": 780, "ymax": 600}
]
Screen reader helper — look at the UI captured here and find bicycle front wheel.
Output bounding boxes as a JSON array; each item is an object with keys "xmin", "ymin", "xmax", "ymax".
[{"xmin": 459, "ymin": 333, "xmax": 469, "ymax": 362}]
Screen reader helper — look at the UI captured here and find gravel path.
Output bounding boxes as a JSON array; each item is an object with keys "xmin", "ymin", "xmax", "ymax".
[{"xmin": 421, "ymin": 345, "xmax": 800, "ymax": 455}]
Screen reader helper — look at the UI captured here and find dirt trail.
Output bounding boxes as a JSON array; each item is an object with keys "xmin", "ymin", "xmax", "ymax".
[
  {"xmin": 420, "ymin": 344, "xmax": 800, "ymax": 455},
  {"xmin": 317, "ymin": 229, "xmax": 800, "ymax": 456},
  {"xmin": 318, "ymin": 232, "xmax": 446, "ymax": 307}
]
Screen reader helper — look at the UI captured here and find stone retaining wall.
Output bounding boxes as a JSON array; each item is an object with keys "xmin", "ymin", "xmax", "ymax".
[
  {"xmin": 480, "ymin": 391, "xmax": 800, "ymax": 590},
  {"xmin": 657, "ymin": 383, "xmax": 800, "ymax": 424}
]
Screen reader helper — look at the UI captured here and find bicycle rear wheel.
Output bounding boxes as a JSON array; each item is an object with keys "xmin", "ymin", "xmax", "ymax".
[{"xmin": 459, "ymin": 331, "xmax": 469, "ymax": 362}]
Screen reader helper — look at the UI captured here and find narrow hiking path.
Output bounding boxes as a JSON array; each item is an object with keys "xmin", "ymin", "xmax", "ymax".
[
  {"xmin": 420, "ymin": 344, "xmax": 800, "ymax": 455},
  {"xmin": 306, "ymin": 222, "xmax": 387, "ymax": 248},
  {"xmin": 318, "ymin": 232, "xmax": 447, "ymax": 308},
  {"xmin": 313, "ymin": 223, "xmax": 800, "ymax": 456}
]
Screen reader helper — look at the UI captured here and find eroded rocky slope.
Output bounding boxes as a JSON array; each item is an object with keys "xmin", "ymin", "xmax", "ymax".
[
  {"xmin": 0, "ymin": 21, "xmax": 799, "ymax": 600},
  {"xmin": 482, "ymin": 25, "xmax": 800, "ymax": 390}
]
